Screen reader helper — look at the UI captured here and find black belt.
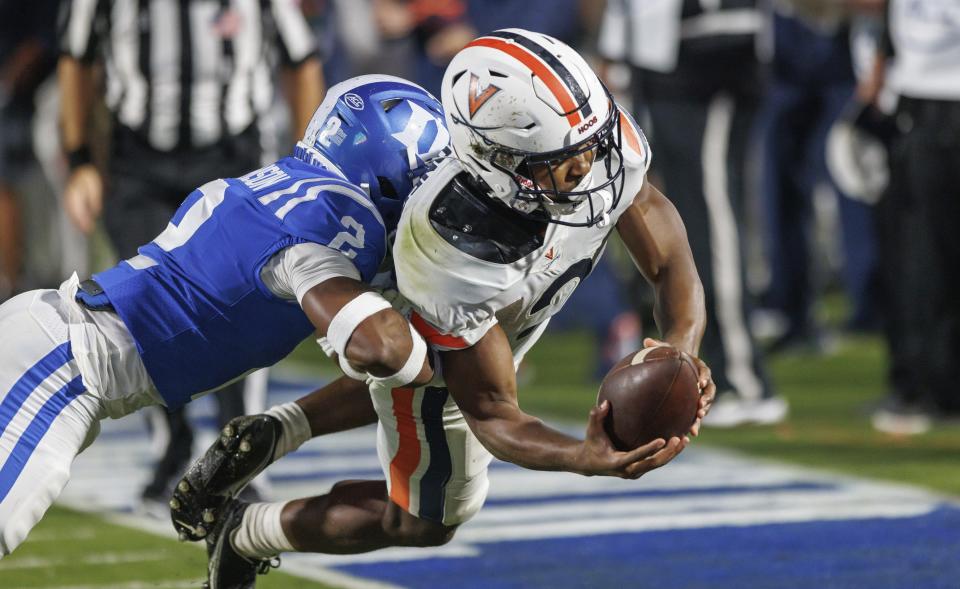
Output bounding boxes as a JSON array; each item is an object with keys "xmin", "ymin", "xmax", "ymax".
[{"xmin": 75, "ymin": 279, "xmax": 115, "ymax": 312}]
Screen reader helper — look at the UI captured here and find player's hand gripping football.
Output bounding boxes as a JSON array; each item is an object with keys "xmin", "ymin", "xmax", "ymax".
[
  {"xmin": 576, "ymin": 400, "xmax": 687, "ymax": 479},
  {"xmin": 642, "ymin": 337, "xmax": 716, "ymax": 437}
]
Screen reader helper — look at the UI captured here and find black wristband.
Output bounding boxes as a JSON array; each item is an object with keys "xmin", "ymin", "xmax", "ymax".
[{"xmin": 67, "ymin": 146, "xmax": 93, "ymax": 170}]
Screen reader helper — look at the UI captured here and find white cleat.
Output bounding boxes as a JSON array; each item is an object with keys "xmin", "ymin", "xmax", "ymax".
[{"xmin": 703, "ymin": 394, "xmax": 789, "ymax": 428}]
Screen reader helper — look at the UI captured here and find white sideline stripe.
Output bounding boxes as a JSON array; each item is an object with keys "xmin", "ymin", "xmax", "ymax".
[
  {"xmin": 484, "ymin": 465, "xmax": 807, "ymax": 497},
  {"xmin": 298, "ymin": 502, "xmax": 935, "ymax": 567},
  {"xmin": 287, "ymin": 544, "xmax": 482, "ymax": 566},
  {"xmin": 299, "ymin": 493, "xmax": 939, "ymax": 566},
  {"xmin": 458, "ymin": 502, "xmax": 935, "ymax": 544},
  {"xmin": 467, "ymin": 488, "xmax": 937, "ymax": 528},
  {"xmin": 0, "ymin": 551, "xmax": 166, "ymax": 570},
  {"xmin": 27, "ymin": 527, "xmax": 97, "ymax": 541},
  {"xmin": 48, "ymin": 581, "xmax": 204, "ymax": 589}
]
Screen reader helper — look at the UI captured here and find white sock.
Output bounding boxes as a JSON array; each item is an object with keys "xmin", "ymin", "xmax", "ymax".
[
  {"xmin": 264, "ymin": 402, "xmax": 311, "ymax": 461},
  {"xmin": 231, "ymin": 501, "xmax": 295, "ymax": 559}
]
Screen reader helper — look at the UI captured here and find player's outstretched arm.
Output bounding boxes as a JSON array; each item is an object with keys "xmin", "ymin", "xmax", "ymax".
[
  {"xmin": 300, "ymin": 277, "xmax": 434, "ymax": 387},
  {"xmin": 616, "ymin": 180, "xmax": 716, "ymax": 429},
  {"xmin": 443, "ymin": 324, "xmax": 686, "ymax": 479},
  {"xmin": 616, "ymin": 180, "xmax": 705, "ymax": 355}
]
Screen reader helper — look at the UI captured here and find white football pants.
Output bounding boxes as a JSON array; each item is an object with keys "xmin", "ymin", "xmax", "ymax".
[{"xmin": 0, "ymin": 289, "xmax": 105, "ymax": 556}]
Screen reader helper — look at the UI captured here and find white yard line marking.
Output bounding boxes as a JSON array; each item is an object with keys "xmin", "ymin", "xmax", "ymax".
[
  {"xmin": 48, "ymin": 581, "xmax": 204, "ymax": 589},
  {"xmin": 26, "ymin": 527, "xmax": 98, "ymax": 542},
  {"xmin": 0, "ymin": 551, "xmax": 166, "ymax": 570}
]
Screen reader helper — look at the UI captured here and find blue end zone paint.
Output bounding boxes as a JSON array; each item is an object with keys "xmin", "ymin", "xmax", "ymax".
[{"xmin": 334, "ymin": 505, "xmax": 960, "ymax": 589}]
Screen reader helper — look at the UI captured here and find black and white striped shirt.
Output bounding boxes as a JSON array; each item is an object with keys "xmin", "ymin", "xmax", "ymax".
[
  {"xmin": 599, "ymin": 0, "xmax": 761, "ymax": 71},
  {"xmin": 59, "ymin": 0, "xmax": 317, "ymax": 151}
]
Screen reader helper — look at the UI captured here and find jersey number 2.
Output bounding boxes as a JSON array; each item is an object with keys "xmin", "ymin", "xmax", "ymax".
[{"xmin": 328, "ymin": 216, "xmax": 365, "ymax": 259}]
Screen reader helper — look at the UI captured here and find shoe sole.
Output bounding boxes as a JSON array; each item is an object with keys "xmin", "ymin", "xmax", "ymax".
[{"xmin": 170, "ymin": 416, "xmax": 278, "ymax": 542}]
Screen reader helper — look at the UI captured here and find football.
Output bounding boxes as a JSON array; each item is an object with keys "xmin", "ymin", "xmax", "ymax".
[{"xmin": 597, "ymin": 346, "xmax": 700, "ymax": 450}]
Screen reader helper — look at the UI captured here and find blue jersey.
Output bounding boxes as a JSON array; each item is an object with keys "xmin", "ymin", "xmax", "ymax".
[{"xmin": 92, "ymin": 157, "xmax": 387, "ymax": 409}]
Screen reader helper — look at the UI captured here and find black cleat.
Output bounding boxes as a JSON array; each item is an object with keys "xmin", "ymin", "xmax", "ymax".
[
  {"xmin": 205, "ymin": 500, "xmax": 279, "ymax": 589},
  {"xmin": 171, "ymin": 415, "xmax": 280, "ymax": 542}
]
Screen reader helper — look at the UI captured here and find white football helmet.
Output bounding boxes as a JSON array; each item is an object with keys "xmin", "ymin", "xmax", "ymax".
[{"xmin": 440, "ymin": 28, "xmax": 625, "ymax": 227}]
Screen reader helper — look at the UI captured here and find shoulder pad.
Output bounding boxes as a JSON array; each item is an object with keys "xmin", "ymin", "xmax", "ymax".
[
  {"xmin": 617, "ymin": 106, "xmax": 652, "ymax": 174},
  {"xmin": 428, "ymin": 172, "xmax": 547, "ymax": 264}
]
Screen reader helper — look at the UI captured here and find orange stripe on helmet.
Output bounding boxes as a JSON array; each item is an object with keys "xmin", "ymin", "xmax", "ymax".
[
  {"xmin": 410, "ymin": 312, "xmax": 470, "ymax": 350},
  {"xmin": 389, "ymin": 387, "xmax": 421, "ymax": 511},
  {"xmin": 466, "ymin": 37, "xmax": 582, "ymax": 127}
]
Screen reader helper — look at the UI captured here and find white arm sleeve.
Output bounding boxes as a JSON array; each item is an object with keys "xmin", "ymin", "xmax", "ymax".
[{"xmin": 261, "ymin": 243, "xmax": 361, "ymax": 303}]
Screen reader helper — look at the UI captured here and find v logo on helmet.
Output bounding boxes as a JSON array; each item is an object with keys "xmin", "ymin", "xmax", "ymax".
[{"xmin": 468, "ymin": 73, "xmax": 501, "ymax": 118}]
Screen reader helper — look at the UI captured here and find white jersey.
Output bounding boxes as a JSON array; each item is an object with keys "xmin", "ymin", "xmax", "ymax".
[{"xmin": 393, "ymin": 109, "xmax": 652, "ymax": 361}]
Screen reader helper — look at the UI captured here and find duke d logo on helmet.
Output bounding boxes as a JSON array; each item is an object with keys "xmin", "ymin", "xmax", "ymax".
[{"xmin": 468, "ymin": 73, "xmax": 501, "ymax": 118}]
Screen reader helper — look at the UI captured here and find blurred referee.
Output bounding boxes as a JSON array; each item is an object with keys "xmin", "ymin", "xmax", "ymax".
[
  {"xmin": 863, "ymin": 0, "xmax": 960, "ymax": 434},
  {"xmin": 599, "ymin": 0, "xmax": 783, "ymax": 427},
  {"xmin": 57, "ymin": 0, "xmax": 323, "ymax": 509}
]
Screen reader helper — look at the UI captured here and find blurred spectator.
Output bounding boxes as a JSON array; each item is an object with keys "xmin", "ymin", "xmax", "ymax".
[
  {"xmin": 300, "ymin": 0, "xmax": 385, "ymax": 85},
  {"xmin": 865, "ymin": 0, "xmax": 960, "ymax": 435},
  {"xmin": 373, "ymin": 0, "xmax": 475, "ymax": 95},
  {"xmin": 0, "ymin": 0, "xmax": 60, "ymax": 299},
  {"xmin": 300, "ymin": 0, "xmax": 348, "ymax": 84},
  {"xmin": 757, "ymin": 0, "xmax": 881, "ymax": 354},
  {"xmin": 600, "ymin": 0, "xmax": 785, "ymax": 427},
  {"xmin": 57, "ymin": 0, "xmax": 323, "ymax": 511},
  {"xmin": 466, "ymin": 0, "xmax": 582, "ymax": 41}
]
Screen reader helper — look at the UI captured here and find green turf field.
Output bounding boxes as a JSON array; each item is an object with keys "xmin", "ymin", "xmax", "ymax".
[
  {"xmin": 3, "ymin": 322, "xmax": 958, "ymax": 588},
  {"xmin": 0, "ymin": 507, "xmax": 334, "ymax": 589}
]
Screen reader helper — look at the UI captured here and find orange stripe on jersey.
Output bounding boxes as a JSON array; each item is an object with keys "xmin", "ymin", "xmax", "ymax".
[
  {"xmin": 410, "ymin": 312, "xmax": 470, "ymax": 350},
  {"xmin": 467, "ymin": 37, "xmax": 582, "ymax": 127},
  {"xmin": 389, "ymin": 387, "xmax": 421, "ymax": 511},
  {"xmin": 619, "ymin": 111, "xmax": 642, "ymax": 157}
]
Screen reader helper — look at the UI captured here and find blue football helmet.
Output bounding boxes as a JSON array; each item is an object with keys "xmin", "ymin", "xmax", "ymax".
[{"xmin": 294, "ymin": 75, "xmax": 449, "ymax": 231}]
